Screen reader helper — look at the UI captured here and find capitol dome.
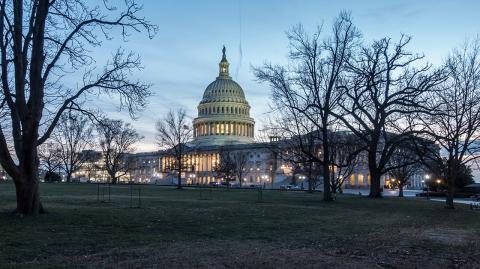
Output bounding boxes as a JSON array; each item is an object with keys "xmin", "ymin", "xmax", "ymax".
[
  {"xmin": 201, "ymin": 79, "xmax": 247, "ymax": 104},
  {"xmin": 193, "ymin": 46, "xmax": 255, "ymax": 146}
]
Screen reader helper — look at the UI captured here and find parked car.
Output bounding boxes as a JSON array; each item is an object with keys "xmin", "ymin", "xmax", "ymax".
[
  {"xmin": 209, "ymin": 182, "xmax": 221, "ymax": 187},
  {"xmin": 280, "ymin": 184, "xmax": 300, "ymax": 190}
]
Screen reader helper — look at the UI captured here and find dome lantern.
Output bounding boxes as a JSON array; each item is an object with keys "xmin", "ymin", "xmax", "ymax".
[{"xmin": 219, "ymin": 46, "xmax": 230, "ymax": 78}]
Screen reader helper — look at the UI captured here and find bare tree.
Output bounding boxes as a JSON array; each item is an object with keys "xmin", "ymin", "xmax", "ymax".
[
  {"xmin": 334, "ymin": 35, "xmax": 446, "ymax": 198},
  {"xmin": 54, "ymin": 111, "xmax": 93, "ymax": 183},
  {"xmin": 232, "ymin": 151, "xmax": 248, "ymax": 188},
  {"xmin": 266, "ymin": 109, "xmax": 357, "ymax": 193},
  {"xmin": 267, "ymin": 113, "xmax": 321, "ymax": 192},
  {"xmin": 214, "ymin": 148, "xmax": 236, "ymax": 188},
  {"xmin": 156, "ymin": 109, "xmax": 192, "ymax": 189},
  {"xmin": 98, "ymin": 119, "xmax": 142, "ymax": 184},
  {"xmin": 413, "ymin": 38, "xmax": 480, "ymax": 208},
  {"xmin": 38, "ymin": 142, "xmax": 62, "ymax": 179},
  {"xmin": 78, "ymin": 150, "xmax": 102, "ymax": 182},
  {"xmin": 215, "ymin": 149, "xmax": 249, "ymax": 188},
  {"xmin": 387, "ymin": 149, "xmax": 420, "ymax": 197},
  {"xmin": 0, "ymin": 0, "xmax": 156, "ymax": 214},
  {"xmin": 254, "ymin": 12, "xmax": 360, "ymax": 201},
  {"xmin": 329, "ymin": 132, "xmax": 362, "ymax": 194}
]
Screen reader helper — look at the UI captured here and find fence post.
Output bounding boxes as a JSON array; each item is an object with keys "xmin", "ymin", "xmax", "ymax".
[
  {"xmin": 138, "ymin": 188, "xmax": 141, "ymax": 208},
  {"xmin": 257, "ymin": 188, "xmax": 263, "ymax": 203},
  {"xmin": 130, "ymin": 184, "xmax": 133, "ymax": 208}
]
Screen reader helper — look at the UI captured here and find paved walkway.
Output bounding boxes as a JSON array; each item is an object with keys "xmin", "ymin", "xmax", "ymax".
[{"xmin": 344, "ymin": 188, "xmax": 480, "ymax": 205}]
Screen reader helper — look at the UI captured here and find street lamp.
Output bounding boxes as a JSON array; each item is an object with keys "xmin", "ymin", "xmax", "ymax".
[{"xmin": 424, "ymin": 174, "xmax": 430, "ymax": 200}]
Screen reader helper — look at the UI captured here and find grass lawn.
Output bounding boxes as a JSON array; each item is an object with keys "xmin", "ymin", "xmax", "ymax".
[{"xmin": 0, "ymin": 182, "xmax": 479, "ymax": 269}]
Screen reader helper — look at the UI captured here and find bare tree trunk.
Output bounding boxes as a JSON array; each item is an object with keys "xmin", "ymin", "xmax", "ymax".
[
  {"xmin": 14, "ymin": 165, "xmax": 45, "ymax": 215},
  {"xmin": 177, "ymin": 161, "xmax": 182, "ymax": 189},
  {"xmin": 445, "ymin": 170, "xmax": 455, "ymax": 209},
  {"xmin": 322, "ymin": 127, "xmax": 333, "ymax": 201},
  {"xmin": 368, "ymin": 171, "xmax": 382, "ymax": 198},
  {"xmin": 307, "ymin": 162, "xmax": 313, "ymax": 193},
  {"xmin": 368, "ymin": 149, "xmax": 382, "ymax": 198},
  {"xmin": 445, "ymin": 185, "xmax": 454, "ymax": 209},
  {"xmin": 66, "ymin": 172, "xmax": 72, "ymax": 183},
  {"xmin": 398, "ymin": 185, "xmax": 404, "ymax": 197}
]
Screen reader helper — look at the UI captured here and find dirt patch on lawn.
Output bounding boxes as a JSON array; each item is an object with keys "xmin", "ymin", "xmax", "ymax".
[
  {"xmin": 422, "ymin": 227, "xmax": 476, "ymax": 246},
  {"xmin": 20, "ymin": 240, "xmax": 480, "ymax": 269}
]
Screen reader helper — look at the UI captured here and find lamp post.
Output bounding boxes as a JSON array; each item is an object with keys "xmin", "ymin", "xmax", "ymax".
[
  {"xmin": 425, "ymin": 174, "xmax": 430, "ymax": 200},
  {"xmin": 299, "ymin": 175, "xmax": 306, "ymax": 190}
]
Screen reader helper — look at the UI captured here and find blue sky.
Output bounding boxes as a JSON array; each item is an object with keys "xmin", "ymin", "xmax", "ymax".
[{"xmin": 90, "ymin": 0, "xmax": 480, "ymax": 152}]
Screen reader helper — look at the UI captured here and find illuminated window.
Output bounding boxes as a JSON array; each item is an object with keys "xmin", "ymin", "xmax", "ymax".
[{"xmin": 358, "ymin": 174, "xmax": 364, "ymax": 185}]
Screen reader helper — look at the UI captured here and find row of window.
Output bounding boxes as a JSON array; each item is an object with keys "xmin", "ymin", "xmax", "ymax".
[
  {"xmin": 194, "ymin": 122, "xmax": 254, "ymax": 137},
  {"xmin": 210, "ymin": 88, "xmax": 239, "ymax": 95},
  {"xmin": 199, "ymin": 106, "xmax": 248, "ymax": 115}
]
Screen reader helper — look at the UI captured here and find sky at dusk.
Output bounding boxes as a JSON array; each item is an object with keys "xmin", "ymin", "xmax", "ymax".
[{"xmin": 89, "ymin": 0, "xmax": 480, "ymax": 152}]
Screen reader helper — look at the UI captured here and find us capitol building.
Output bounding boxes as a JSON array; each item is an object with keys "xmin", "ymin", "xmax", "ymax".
[
  {"xmin": 159, "ymin": 47, "xmax": 281, "ymax": 185},
  {"xmin": 74, "ymin": 47, "xmax": 427, "ymax": 190}
]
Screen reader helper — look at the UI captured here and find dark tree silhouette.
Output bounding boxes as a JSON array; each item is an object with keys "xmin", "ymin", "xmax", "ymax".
[
  {"xmin": 231, "ymin": 151, "xmax": 249, "ymax": 188},
  {"xmin": 328, "ymin": 132, "xmax": 363, "ymax": 194},
  {"xmin": 98, "ymin": 119, "xmax": 142, "ymax": 184},
  {"xmin": 214, "ymin": 148, "xmax": 236, "ymax": 188},
  {"xmin": 266, "ymin": 112, "xmax": 321, "ymax": 193},
  {"xmin": 0, "ymin": 0, "xmax": 156, "ymax": 214},
  {"xmin": 334, "ymin": 35, "xmax": 446, "ymax": 198},
  {"xmin": 156, "ymin": 109, "xmax": 192, "ymax": 189},
  {"xmin": 387, "ymin": 149, "xmax": 420, "ymax": 197},
  {"xmin": 413, "ymin": 39, "xmax": 480, "ymax": 208},
  {"xmin": 54, "ymin": 111, "xmax": 93, "ymax": 183},
  {"xmin": 38, "ymin": 142, "xmax": 62, "ymax": 179},
  {"xmin": 255, "ymin": 12, "xmax": 360, "ymax": 201}
]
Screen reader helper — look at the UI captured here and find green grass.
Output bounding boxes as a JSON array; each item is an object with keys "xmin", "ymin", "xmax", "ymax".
[{"xmin": 0, "ymin": 182, "xmax": 479, "ymax": 268}]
